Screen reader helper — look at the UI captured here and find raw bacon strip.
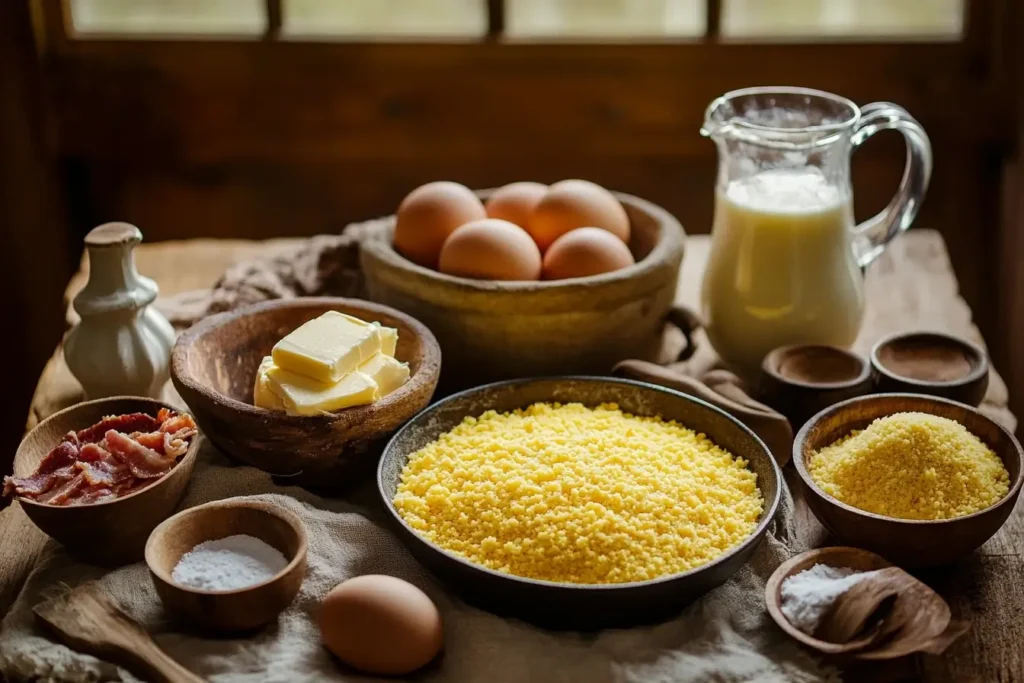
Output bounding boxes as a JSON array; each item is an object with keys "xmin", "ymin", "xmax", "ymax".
[
  {"xmin": 159, "ymin": 412, "xmax": 197, "ymax": 436},
  {"xmin": 75, "ymin": 445, "xmax": 131, "ymax": 487},
  {"xmin": 76, "ymin": 413, "xmax": 161, "ymax": 444},
  {"xmin": 134, "ymin": 432, "xmax": 167, "ymax": 454},
  {"xmin": 78, "ymin": 441, "xmax": 114, "ymax": 464},
  {"xmin": 36, "ymin": 472, "xmax": 87, "ymax": 505},
  {"xmin": 103, "ymin": 430, "xmax": 176, "ymax": 478},
  {"xmin": 2, "ymin": 464, "xmax": 78, "ymax": 498},
  {"xmin": 70, "ymin": 487, "xmax": 118, "ymax": 505},
  {"xmin": 163, "ymin": 431, "xmax": 194, "ymax": 458},
  {"xmin": 36, "ymin": 441, "xmax": 80, "ymax": 476}
]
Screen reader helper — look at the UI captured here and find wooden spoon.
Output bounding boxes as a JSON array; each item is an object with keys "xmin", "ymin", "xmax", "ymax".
[{"xmin": 34, "ymin": 582, "xmax": 205, "ymax": 683}]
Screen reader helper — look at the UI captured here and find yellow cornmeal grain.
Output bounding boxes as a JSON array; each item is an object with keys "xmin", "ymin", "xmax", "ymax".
[
  {"xmin": 808, "ymin": 412, "xmax": 1010, "ymax": 520},
  {"xmin": 393, "ymin": 402, "xmax": 763, "ymax": 584}
]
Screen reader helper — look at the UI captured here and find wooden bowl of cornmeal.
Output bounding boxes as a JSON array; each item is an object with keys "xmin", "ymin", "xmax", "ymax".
[
  {"xmin": 793, "ymin": 394, "xmax": 1023, "ymax": 567},
  {"xmin": 171, "ymin": 298, "xmax": 441, "ymax": 488}
]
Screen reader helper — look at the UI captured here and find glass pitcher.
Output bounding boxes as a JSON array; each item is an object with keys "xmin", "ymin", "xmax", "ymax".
[{"xmin": 700, "ymin": 86, "xmax": 931, "ymax": 378}]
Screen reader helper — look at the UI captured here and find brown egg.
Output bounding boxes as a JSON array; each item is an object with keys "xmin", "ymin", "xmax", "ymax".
[
  {"xmin": 485, "ymin": 181, "xmax": 548, "ymax": 228},
  {"xmin": 438, "ymin": 218, "xmax": 542, "ymax": 281},
  {"xmin": 542, "ymin": 227, "xmax": 636, "ymax": 280},
  {"xmin": 319, "ymin": 575, "xmax": 443, "ymax": 676},
  {"xmin": 393, "ymin": 181, "xmax": 486, "ymax": 268},
  {"xmin": 527, "ymin": 179, "xmax": 630, "ymax": 252}
]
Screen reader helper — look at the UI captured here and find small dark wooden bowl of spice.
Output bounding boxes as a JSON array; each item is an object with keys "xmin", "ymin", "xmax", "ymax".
[
  {"xmin": 870, "ymin": 331, "xmax": 988, "ymax": 407},
  {"xmin": 793, "ymin": 394, "xmax": 1023, "ymax": 567},
  {"xmin": 759, "ymin": 345, "xmax": 874, "ymax": 430}
]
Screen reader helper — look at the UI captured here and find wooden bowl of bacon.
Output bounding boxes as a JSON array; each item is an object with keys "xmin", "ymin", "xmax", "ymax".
[{"xmin": 4, "ymin": 397, "xmax": 199, "ymax": 565}]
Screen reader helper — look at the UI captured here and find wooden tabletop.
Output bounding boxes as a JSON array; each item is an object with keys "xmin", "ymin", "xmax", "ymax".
[{"xmin": 1, "ymin": 231, "xmax": 1021, "ymax": 682}]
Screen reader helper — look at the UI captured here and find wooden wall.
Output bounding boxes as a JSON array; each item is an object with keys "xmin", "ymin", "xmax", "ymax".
[{"xmin": 44, "ymin": 36, "xmax": 1013, "ymax": 351}]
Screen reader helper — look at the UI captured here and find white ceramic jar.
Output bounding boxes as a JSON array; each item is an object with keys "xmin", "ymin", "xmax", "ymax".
[{"xmin": 64, "ymin": 222, "xmax": 176, "ymax": 399}]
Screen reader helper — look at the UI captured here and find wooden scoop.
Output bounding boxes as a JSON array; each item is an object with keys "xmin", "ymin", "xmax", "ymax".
[
  {"xmin": 34, "ymin": 582, "xmax": 205, "ymax": 683},
  {"xmin": 825, "ymin": 567, "xmax": 970, "ymax": 661}
]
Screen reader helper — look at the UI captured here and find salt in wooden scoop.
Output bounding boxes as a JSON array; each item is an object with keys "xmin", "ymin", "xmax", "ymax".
[
  {"xmin": 34, "ymin": 582, "xmax": 205, "ymax": 683},
  {"xmin": 815, "ymin": 566, "xmax": 970, "ymax": 660}
]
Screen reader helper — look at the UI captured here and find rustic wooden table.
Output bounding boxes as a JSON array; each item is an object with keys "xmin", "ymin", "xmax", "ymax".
[{"xmin": 1, "ymin": 231, "xmax": 1020, "ymax": 682}]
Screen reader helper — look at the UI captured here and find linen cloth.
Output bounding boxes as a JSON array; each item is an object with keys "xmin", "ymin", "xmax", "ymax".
[
  {"xmin": 0, "ymin": 440, "xmax": 833, "ymax": 683},
  {"xmin": 1, "ymin": 227, "xmax": 834, "ymax": 682}
]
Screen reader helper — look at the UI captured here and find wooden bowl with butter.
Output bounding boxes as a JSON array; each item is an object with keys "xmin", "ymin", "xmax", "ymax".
[{"xmin": 171, "ymin": 298, "xmax": 441, "ymax": 488}]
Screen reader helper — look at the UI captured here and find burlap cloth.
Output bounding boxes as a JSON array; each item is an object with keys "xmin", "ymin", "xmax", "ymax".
[{"xmin": 1, "ymin": 226, "xmax": 837, "ymax": 682}]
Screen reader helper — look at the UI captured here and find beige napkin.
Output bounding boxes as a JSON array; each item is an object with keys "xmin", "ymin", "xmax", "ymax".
[{"xmin": 0, "ymin": 439, "xmax": 835, "ymax": 683}]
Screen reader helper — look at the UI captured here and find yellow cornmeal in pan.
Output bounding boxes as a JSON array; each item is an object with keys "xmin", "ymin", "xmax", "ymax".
[
  {"xmin": 393, "ymin": 402, "xmax": 763, "ymax": 584},
  {"xmin": 808, "ymin": 412, "xmax": 1010, "ymax": 520}
]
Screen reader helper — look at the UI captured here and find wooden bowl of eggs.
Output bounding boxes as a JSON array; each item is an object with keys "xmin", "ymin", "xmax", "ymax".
[{"xmin": 360, "ymin": 181, "xmax": 687, "ymax": 391}]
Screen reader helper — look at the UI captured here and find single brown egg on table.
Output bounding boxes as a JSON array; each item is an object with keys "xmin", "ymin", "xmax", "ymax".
[
  {"xmin": 320, "ymin": 574, "xmax": 443, "ymax": 676},
  {"xmin": 542, "ymin": 226, "xmax": 636, "ymax": 280},
  {"xmin": 527, "ymin": 179, "xmax": 630, "ymax": 252},
  {"xmin": 485, "ymin": 181, "xmax": 548, "ymax": 228},
  {"xmin": 438, "ymin": 218, "xmax": 542, "ymax": 281},
  {"xmin": 393, "ymin": 181, "xmax": 486, "ymax": 269}
]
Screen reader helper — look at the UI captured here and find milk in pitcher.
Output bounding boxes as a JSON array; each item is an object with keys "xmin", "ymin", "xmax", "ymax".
[{"xmin": 701, "ymin": 168, "xmax": 864, "ymax": 376}]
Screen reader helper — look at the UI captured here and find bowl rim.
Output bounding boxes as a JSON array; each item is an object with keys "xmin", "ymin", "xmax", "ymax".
[
  {"xmin": 14, "ymin": 396, "xmax": 200, "ymax": 511},
  {"xmin": 763, "ymin": 545, "xmax": 895, "ymax": 655},
  {"xmin": 792, "ymin": 392, "xmax": 1024, "ymax": 526},
  {"xmin": 171, "ymin": 296, "xmax": 441, "ymax": 420},
  {"xmin": 360, "ymin": 190, "xmax": 686, "ymax": 293},
  {"xmin": 144, "ymin": 498, "xmax": 308, "ymax": 596},
  {"xmin": 377, "ymin": 375, "xmax": 782, "ymax": 591},
  {"xmin": 762, "ymin": 344, "xmax": 873, "ymax": 390},
  {"xmin": 869, "ymin": 331, "xmax": 989, "ymax": 390}
]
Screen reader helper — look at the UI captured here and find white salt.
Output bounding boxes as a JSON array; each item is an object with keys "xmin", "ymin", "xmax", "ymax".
[
  {"xmin": 780, "ymin": 563, "xmax": 880, "ymax": 635},
  {"xmin": 171, "ymin": 534, "xmax": 289, "ymax": 591}
]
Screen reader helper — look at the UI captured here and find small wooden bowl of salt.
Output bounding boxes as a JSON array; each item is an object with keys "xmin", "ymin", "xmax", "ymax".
[
  {"xmin": 145, "ymin": 498, "xmax": 307, "ymax": 632},
  {"xmin": 765, "ymin": 547, "xmax": 969, "ymax": 661}
]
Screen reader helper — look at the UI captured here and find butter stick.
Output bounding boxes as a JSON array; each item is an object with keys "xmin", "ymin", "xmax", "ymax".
[
  {"xmin": 265, "ymin": 364, "xmax": 378, "ymax": 416},
  {"xmin": 272, "ymin": 311, "xmax": 381, "ymax": 383},
  {"xmin": 253, "ymin": 356, "xmax": 286, "ymax": 411},
  {"xmin": 374, "ymin": 323, "xmax": 399, "ymax": 357},
  {"xmin": 358, "ymin": 352, "xmax": 410, "ymax": 399}
]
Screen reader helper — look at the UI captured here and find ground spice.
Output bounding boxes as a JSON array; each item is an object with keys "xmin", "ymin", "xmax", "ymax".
[
  {"xmin": 808, "ymin": 412, "xmax": 1010, "ymax": 520},
  {"xmin": 877, "ymin": 339, "xmax": 973, "ymax": 382},
  {"xmin": 780, "ymin": 564, "xmax": 880, "ymax": 635},
  {"xmin": 172, "ymin": 534, "xmax": 288, "ymax": 591}
]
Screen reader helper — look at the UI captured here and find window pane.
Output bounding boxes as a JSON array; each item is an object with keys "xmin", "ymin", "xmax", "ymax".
[
  {"xmin": 506, "ymin": 0, "xmax": 705, "ymax": 39},
  {"xmin": 282, "ymin": 0, "xmax": 487, "ymax": 39},
  {"xmin": 722, "ymin": 0, "xmax": 964, "ymax": 40},
  {"xmin": 69, "ymin": 0, "xmax": 265, "ymax": 37}
]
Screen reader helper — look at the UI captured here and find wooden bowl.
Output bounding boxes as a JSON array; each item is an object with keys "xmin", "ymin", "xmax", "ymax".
[
  {"xmin": 12, "ymin": 397, "xmax": 199, "ymax": 566},
  {"xmin": 378, "ymin": 376, "xmax": 782, "ymax": 629},
  {"xmin": 765, "ymin": 546, "xmax": 894, "ymax": 657},
  {"xmin": 360, "ymin": 191, "xmax": 686, "ymax": 392},
  {"xmin": 793, "ymin": 394, "xmax": 1024, "ymax": 567},
  {"xmin": 171, "ymin": 297, "xmax": 441, "ymax": 487},
  {"xmin": 759, "ymin": 345, "xmax": 874, "ymax": 430},
  {"xmin": 145, "ymin": 498, "xmax": 307, "ymax": 633},
  {"xmin": 870, "ymin": 331, "xmax": 989, "ymax": 407}
]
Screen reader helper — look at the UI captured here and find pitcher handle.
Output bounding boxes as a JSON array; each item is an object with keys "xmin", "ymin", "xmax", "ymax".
[{"xmin": 850, "ymin": 102, "xmax": 932, "ymax": 268}]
